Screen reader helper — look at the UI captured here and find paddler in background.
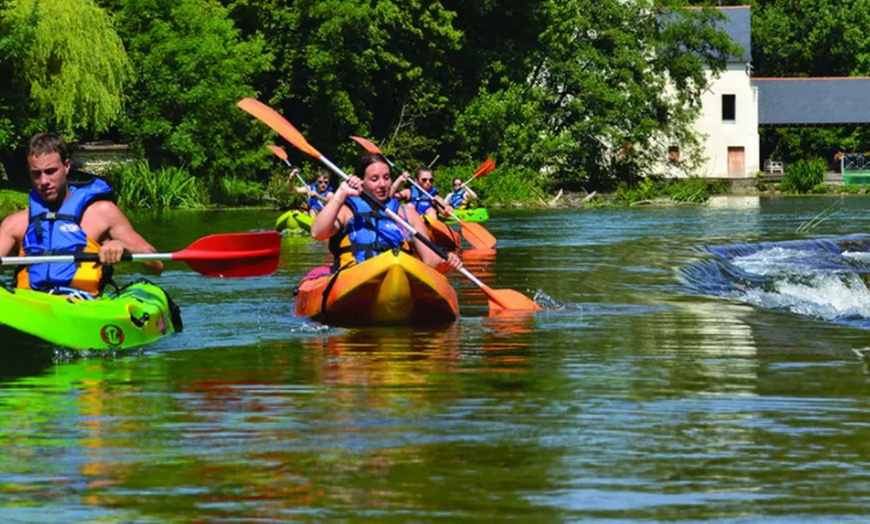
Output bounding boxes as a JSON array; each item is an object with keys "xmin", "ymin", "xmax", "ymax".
[
  {"xmin": 310, "ymin": 153, "xmax": 462, "ymax": 272},
  {"xmin": 446, "ymin": 177, "xmax": 478, "ymax": 210},
  {"xmin": 390, "ymin": 166, "xmax": 454, "ymax": 219},
  {"xmin": 294, "ymin": 169, "xmax": 334, "ymax": 216},
  {"xmin": 0, "ymin": 133, "xmax": 162, "ymax": 298}
]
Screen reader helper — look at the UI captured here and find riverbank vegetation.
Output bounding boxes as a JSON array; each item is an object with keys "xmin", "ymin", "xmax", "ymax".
[{"xmin": 1, "ymin": 1, "xmax": 868, "ymax": 209}]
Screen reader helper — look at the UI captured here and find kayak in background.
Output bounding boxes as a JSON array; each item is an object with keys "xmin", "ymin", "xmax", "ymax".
[
  {"xmin": 275, "ymin": 209, "xmax": 314, "ymax": 233},
  {"xmin": 0, "ymin": 280, "xmax": 183, "ymax": 351},
  {"xmin": 294, "ymin": 250, "xmax": 459, "ymax": 327},
  {"xmin": 445, "ymin": 208, "xmax": 489, "ymax": 223},
  {"xmin": 424, "ymin": 216, "xmax": 461, "ymax": 251}
]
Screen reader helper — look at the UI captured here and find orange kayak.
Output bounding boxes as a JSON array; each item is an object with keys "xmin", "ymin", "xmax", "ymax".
[
  {"xmin": 424, "ymin": 216, "xmax": 460, "ymax": 251},
  {"xmin": 295, "ymin": 251, "xmax": 459, "ymax": 327}
]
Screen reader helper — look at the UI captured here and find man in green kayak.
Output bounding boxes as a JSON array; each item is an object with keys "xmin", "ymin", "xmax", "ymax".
[{"xmin": 0, "ymin": 133, "xmax": 163, "ymax": 296}]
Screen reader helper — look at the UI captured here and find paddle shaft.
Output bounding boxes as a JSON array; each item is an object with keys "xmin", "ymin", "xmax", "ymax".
[
  {"xmin": 282, "ymin": 158, "xmax": 328, "ymax": 203},
  {"xmin": 1, "ymin": 249, "xmax": 270, "ymax": 265},
  {"xmin": 319, "ymin": 156, "xmax": 488, "ymax": 288}
]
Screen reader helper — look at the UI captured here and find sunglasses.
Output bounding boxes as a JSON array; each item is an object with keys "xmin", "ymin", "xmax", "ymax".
[{"xmin": 420, "ymin": 178, "xmax": 433, "ymax": 183}]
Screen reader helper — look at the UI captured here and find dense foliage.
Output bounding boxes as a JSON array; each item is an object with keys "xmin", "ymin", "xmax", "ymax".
[{"xmin": 2, "ymin": 0, "xmax": 862, "ymax": 206}]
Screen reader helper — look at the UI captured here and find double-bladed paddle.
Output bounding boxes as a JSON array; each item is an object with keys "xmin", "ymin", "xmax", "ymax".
[
  {"xmin": 267, "ymin": 145, "xmax": 328, "ymax": 204},
  {"xmin": 348, "ymin": 136, "xmax": 497, "ymax": 249},
  {"xmin": 1, "ymin": 232, "xmax": 282, "ymax": 278},
  {"xmin": 462, "ymin": 158, "xmax": 495, "ymax": 188},
  {"xmin": 237, "ymin": 97, "xmax": 541, "ymax": 312}
]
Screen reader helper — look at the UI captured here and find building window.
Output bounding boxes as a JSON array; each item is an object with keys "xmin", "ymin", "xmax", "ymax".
[
  {"xmin": 668, "ymin": 146, "xmax": 680, "ymax": 164},
  {"xmin": 722, "ymin": 94, "xmax": 736, "ymax": 121}
]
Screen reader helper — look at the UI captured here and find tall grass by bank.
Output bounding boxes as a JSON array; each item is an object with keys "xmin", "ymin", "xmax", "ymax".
[
  {"xmin": 104, "ymin": 161, "xmax": 209, "ymax": 209},
  {"xmin": 780, "ymin": 159, "xmax": 826, "ymax": 194},
  {"xmin": 615, "ymin": 177, "xmax": 719, "ymax": 204}
]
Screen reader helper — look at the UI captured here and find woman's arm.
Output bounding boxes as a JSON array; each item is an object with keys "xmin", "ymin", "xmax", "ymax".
[
  {"xmin": 404, "ymin": 205, "xmax": 462, "ymax": 271},
  {"xmin": 311, "ymin": 180, "xmax": 356, "ymax": 240}
]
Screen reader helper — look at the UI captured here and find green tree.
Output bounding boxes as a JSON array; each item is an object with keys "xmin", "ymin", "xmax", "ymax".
[
  {"xmin": 0, "ymin": 0, "xmax": 131, "ymax": 150},
  {"xmin": 230, "ymin": 0, "xmax": 462, "ymax": 165},
  {"xmin": 113, "ymin": 0, "xmax": 272, "ymax": 181},
  {"xmin": 452, "ymin": 0, "xmax": 738, "ymax": 189}
]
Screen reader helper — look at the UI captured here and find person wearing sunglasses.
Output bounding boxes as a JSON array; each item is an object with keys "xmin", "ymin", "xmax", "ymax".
[
  {"xmin": 390, "ymin": 166, "xmax": 452, "ymax": 220},
  {"xmin": 295, "ymin": 170, "xmax": 334, "ymax": 216},
  {"xmin": 445, "ymin": 178, "xmax": 478, "ymax": 210}
]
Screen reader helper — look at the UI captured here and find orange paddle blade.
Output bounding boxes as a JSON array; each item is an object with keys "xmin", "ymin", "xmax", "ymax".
[
  {"xmin": 425, "ymin": 216, "xmax": 459, "ymax": 249},
  {"xmin": 267, "ymin": 144, "xmax": 288, "ymax": 160},
  {"xmin": 172, "ymin": 232, "xmax": 282, "ymax": 278},
  {"xmin": 350, "ymin": 135, "xmax": 383, "ymax": 155},
  {"xmin": 473, "ymin": 158, "xmax": 496, "ymax": 178},
  {"xmin": 483, "ymin": 286, "xmax": 543, "ymax": 312},
  {"xmin": 457, "ymin": 221, "xmax": 497, "ymax": 249},
  {"xmin": 238, "ymin": 98, "xmax": 322, "ymax": 159}
]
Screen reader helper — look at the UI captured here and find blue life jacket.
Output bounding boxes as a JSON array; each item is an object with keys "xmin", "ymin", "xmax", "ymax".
[
  {"xmin": 410, "ymin": 185, "xmax": 437, "ymax": 215},
  {"xmin": 329, "ymin": 196, "xmax": 410, "ymax": 266},
  {"xmin": 307, "ymin": 182, "xmax": 333, "ymax": 212},
  {"xmin": 20, "ymin": 178, "xmax": 113, "ymax": 292},
  {"xmin": 448, "ymin": 188, "xmax": 467, "ymax": 208}
]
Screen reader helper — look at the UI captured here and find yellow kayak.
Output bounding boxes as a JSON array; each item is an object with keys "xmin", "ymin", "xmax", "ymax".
[{"xmin": 295, "ymin": 250, "xmax": 459, "ymax": 327}]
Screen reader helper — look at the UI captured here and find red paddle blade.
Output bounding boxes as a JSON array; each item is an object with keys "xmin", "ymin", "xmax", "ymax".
[
  {"xmin": 238, "ymin": 98, "xmax": 322, "ymax": 159},
  {"xmin": 350, "ymin": 135, "xmax": 383, "ymax": 155},
  {"xmin": 458, "ymin": 221, "xmax": 497, "ymax": 249},
  {"xmin": 267, "ymin": 144, "xmax": 288, "ymax": 160},
  {"xmin": 485, "ymin": 287, "xmax": 543, "ymax": 312},
  {"xmin": 173, "ymin": 232, "xmax": 282, "ymax": 278}
]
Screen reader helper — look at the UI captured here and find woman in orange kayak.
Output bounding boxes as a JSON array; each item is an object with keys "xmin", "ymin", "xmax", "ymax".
[{"xmin": 311, "ymin": 153, "xmax": 462, "ymax": 271}]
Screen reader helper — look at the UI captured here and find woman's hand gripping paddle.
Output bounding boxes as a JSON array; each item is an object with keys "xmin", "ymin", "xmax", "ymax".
[
  {"xmin": 349, "ymin": 136, "xmax": 497, "ymax": 249},
  {"xmin": 237, "ymin": 97, "xmax": 540, "ymax": 312},
  {"xmin": 1, "ymin": 232, "xmax": 282, "ymax": 278}
]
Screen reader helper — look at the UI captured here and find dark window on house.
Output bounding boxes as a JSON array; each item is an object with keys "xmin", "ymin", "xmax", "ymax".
[{"xmin": 722, "ymin": 94, "xmax": 736, "ymax": 121}]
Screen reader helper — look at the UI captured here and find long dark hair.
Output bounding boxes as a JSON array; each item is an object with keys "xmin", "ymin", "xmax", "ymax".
[{"xmin": 355, "ymin": 153, "xmax": 389, "ymax": 179}]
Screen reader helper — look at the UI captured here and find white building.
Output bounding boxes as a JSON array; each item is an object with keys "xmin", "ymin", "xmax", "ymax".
[{"xmin": 689, "ymin": 6, "xmax": 760, "ymax": 179}]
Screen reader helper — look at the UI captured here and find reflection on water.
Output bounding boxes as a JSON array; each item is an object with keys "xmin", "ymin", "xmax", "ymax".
[{"xmin": 1, "ymin": 203, "xmax": 870, "ymax": 521}]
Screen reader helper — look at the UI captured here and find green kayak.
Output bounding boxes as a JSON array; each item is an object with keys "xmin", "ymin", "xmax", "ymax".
[
  {"xmin": 275, "ymin": 209, "xmax": 314, "ymax": 232},
  {"xmin": 445, "ymin": 208, "xmax": 489, "ymax": 223},
  {"xmin": 0, "ymin": 280, "xmax": 183, "ymax": 350}
]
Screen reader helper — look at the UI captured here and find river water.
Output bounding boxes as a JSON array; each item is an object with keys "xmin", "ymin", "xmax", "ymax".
[{"xmin": 1, "ymin": 196, "xmax": 869, "ymax": 522}]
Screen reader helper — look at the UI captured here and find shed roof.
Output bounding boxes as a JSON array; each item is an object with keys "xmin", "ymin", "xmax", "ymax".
[{"xmin": 752, "ymin": 77, "xmax": 870, "ymax": 125}]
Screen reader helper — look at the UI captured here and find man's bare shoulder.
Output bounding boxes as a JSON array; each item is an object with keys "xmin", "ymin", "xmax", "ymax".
[
  {"xmin": 0, "ymin": 209, "xmax": 28, "ymax": 236},
  {"xmin": 85, "ymin": 199, "xmax": 124, "ymax": 215}
]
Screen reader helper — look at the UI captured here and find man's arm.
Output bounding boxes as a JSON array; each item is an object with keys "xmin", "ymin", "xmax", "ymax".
[
  {"xmin": 0, "ymin": 211, "xmax": 27, "ymax": 263},
  {"xmin": 87, "ymin": 201, "xmax": 163, "ymax": 274}
]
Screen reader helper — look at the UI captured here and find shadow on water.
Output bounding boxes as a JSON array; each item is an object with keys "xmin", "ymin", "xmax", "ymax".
[
  {"xmin": 680, "ymin": 234, "xmax": 870, "ymax": 329},
  {"xmin": 0, "ymin": 330, "xmax": 56, "ymax": 382}
]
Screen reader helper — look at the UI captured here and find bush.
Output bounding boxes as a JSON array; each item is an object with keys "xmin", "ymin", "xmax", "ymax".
[
  {"xmin": 780, "ymin": 158, "xmax": 826, "ymax": 194},
  {"xmin": 264, "ymin": 173, "xmax": 307, "ymax": 209},
  {"xmin": 665, "ymin": 178, "xmax": 709, "ymax": 203},
  {"xmin": 104, "ymin": 161, "xmax": 209, "ymax": 209},
  {"xmin": 430, "ymin": 162, "xmax": 539, "ymax": 207},
  {"xmin": 214, "ymin": 177, "xmax": 264, "ymax": 206}
]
